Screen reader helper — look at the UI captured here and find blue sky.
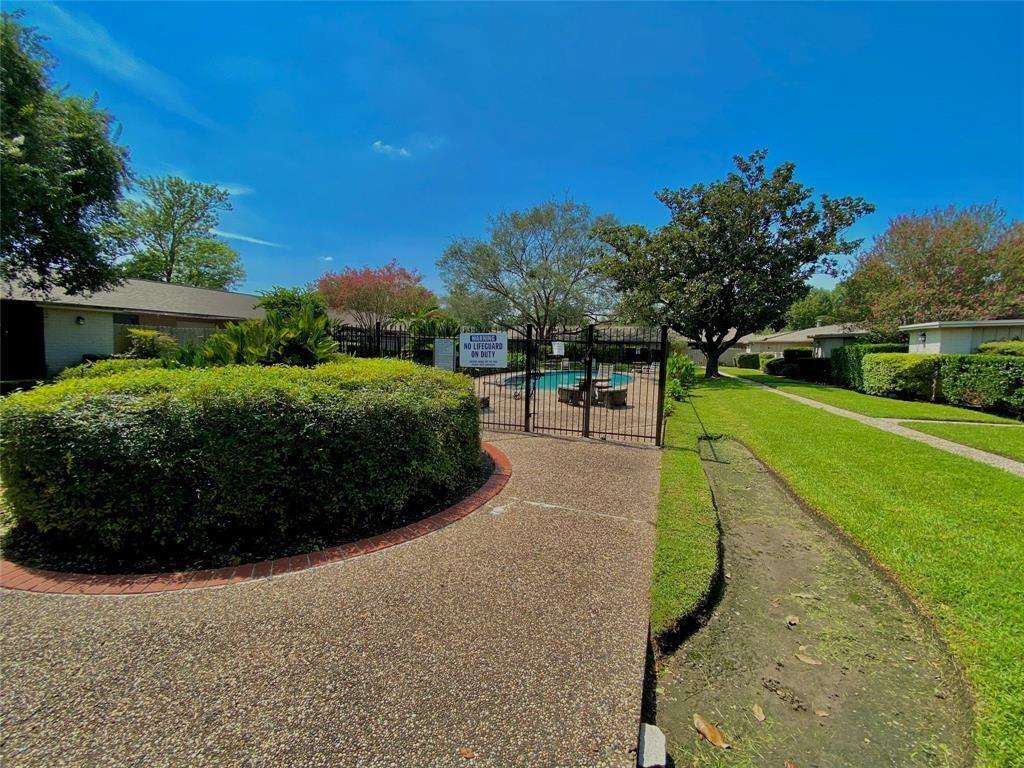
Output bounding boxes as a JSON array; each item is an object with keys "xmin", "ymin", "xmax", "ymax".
[{"xmin": 17, "ymin": 1, "xmax": 1024, "ymax": 295}]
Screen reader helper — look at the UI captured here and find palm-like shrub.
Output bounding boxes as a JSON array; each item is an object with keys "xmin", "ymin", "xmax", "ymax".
[
  {"xmin": 204, "ymin": 306, "xmax": 338, "ymax": 367},
  {"xmin": 667, "ymin": 354, "xmax": 697, "ymax": 399}
]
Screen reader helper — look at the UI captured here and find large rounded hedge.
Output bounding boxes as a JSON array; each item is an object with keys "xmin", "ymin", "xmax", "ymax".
[{"xmin": 0, "ymin": 360, "xmax": 482, "ymax": 571}]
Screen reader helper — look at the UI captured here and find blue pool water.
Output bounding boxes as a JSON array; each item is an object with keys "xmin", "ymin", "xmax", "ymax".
[{"xmin": 503, "ymin": 370, "xmax": 632, "ymax": 390}]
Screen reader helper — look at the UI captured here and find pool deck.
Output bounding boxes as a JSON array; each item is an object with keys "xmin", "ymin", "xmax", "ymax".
[
  {"xmin": 0, "ymin": 432, "xmax": 661, "ymax": 767},
  {"xmin": 478, "ymin": 368, "xmax": 662, "ymax": 443}
]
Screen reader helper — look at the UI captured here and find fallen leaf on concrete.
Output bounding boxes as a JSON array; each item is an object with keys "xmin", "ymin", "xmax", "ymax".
[
  {"xmin": 458, "ymin": 746, "xmax": 476, "ymax": 759},
  {"xmin": 693, "ymin": 714, "xmax": 731, "ymax": 748},
  {"xmin": 753, "ymin": 704, "xmax": 766, "ymax": 722},
  {"xmin": 814, "ymin": 709, "xmax": 830, "ymax": 717},
  {"xmin": 796, "ymin": 653, "xmax": 822, "ymax": 666},
  {"xmin": 786, "ymin": 615, "xmax": 800, "ymax": 626}
]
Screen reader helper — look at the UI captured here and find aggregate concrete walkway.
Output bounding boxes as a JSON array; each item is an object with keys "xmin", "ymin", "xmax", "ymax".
[
  {"xmin": 0, "ymin": 433, "xmax": 660, "ymax": 768},
  {"xmin": 725, "ymin": 373, "xmax": 1024, "ymax": 477}
]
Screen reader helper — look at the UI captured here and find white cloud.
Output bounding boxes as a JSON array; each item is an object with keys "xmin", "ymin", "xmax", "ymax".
[
  {"xmin": 372, "ymin": 140, "xmax": 411, "ymax": 158},
  {"xmin": 220, "ymin": 183, "xmax": 255, "ymax": 196},
  {"xmin": 417, "ymin": 135, "xmax": 445, "ymax": 151},
  {"xmin": 320, "ymin": 256, "xmax": 334, "ymax": 262},
  {"xmin": 31, "ymin": 2, "xmax": 215, "ymax": 129},
  {"xmin": 212, "ymin": 229, "xmax": 284, "ymax": 248}
]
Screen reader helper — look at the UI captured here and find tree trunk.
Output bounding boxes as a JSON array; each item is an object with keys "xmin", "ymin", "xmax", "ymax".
[{"xmin": 704, "ymin": 350, "xmax": 721, "ymax": 378}]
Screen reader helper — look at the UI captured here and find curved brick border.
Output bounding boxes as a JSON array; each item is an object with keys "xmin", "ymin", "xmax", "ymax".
[{"xmin": 0, "ymin": 442, "xmax": 511, "ymax": 597}]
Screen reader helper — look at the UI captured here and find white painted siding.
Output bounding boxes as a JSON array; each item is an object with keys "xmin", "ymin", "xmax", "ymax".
[
  {"xmin": 907, "ymin": 329, "xmax": 947, "ymax": 354},
  {"xmin": 972, "ymin": 324, "xmax": 1024, "ymax": 348},
  {"xmin": 908, "ymin": 325, "xmax": 1024, "ymax": 354},
  {"xmin": 43, "ymin": 308, "xmax": 114, "ymax": 375},
  {"xmin": 813, "ymin": 337, "xmax": 861, "ymax": 359}
]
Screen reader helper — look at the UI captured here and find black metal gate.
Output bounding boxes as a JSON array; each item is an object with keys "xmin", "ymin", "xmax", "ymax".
[
  {"xmin": 472, "ymin": 324, "xmax": 669, "ymax": 446},
  {"xmin": 332, "ymin": 322, "xmax": 669, "ymax": 446}
]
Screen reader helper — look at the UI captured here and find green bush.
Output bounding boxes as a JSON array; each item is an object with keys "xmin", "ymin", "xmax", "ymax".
[
  {"xmin": 0, "ymin": 359, "xmax": 482, "ymax": 571},
  {"xmin": 782, "ymin": 347, "xmax": 812, "ymax": 363},
  {"xmin": 977, "ymin": 340, "xmax": 1024, "ymax": 357},
  {"xmin": 204, "ymin": 306, "xmax": 338, "ymax": 367},
  {"xmin": 666, "ymin": 354, "xmax": 697, "ymax": 400},
  {"xmin": 794, "ymin": 357, "xmax": 831, "ymax": 382},
  {"xmin": 55, "ymin": 357, "xmax": 163, "ymax": 380},
  {"xmin": 862, "ymin": 353, "xmax": 941, "ymax": 401},
  {"xmin": 831, "ymin": 343, "xmax": 909, "ymax": 389},
  {"xmin": 760, "ymin": 355, "xmax": 829, "ymax": 382},
  {"xmin": 763, "ymin": 357, "xmax": 793, "ymax": 376},
  {"xmin": 735, "ymin": 353, "xmax": 761, "ymax": 369},
  {"xmin": 758, "ymin": 353, "xmax": 776, "ymax": 371},
  {"xmin": 940, "ymin": 355, "xmax": 1024, "ymax": 417},
  {"xmin": 125, "ymin": 328, "xmax": 178, "ymax": 359}
]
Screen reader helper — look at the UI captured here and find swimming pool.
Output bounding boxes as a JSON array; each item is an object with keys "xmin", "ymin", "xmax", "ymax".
[{"xmin": 503, "ymin": 370, "xmax": 632, "ymax": 391}]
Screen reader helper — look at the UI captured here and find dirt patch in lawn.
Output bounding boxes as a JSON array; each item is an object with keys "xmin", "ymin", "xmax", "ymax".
[{"xmin": 655, "ymin": 438, "xmax": 973, "ymax": 768}]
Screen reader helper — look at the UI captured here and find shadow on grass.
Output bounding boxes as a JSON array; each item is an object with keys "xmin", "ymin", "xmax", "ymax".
[{"xmin": 653, "ymin": 393, "xmax": 729, "ymax": 656}]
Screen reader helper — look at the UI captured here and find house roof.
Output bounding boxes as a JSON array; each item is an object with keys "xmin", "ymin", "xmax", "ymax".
[
  {"xmin": 2, "ymin": 278, "xmax": 265, "ymax": 321},
  {"xmin": 806, "ymin": 323, "xmax": 870, "ymax": 339},
  {"xmin": 746, "ymin": 324, "xmax": 868, "ymax": 344},
  {"xmin": 749, "ymin": 328, "xmax": 816, "ymax": 345},
  {"xmin": 899, "ymin": 319, "xmax": 1024, "ymax": 331}
]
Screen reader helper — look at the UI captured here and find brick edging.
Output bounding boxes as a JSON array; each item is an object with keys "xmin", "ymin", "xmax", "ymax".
[{"xmin": 0, "ymin": 442, "xmax": 511, "ymax": 596}]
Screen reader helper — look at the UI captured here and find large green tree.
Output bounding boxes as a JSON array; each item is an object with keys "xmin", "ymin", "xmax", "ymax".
[
  {"xmin": 838, "ymin": 204, "xmax": 1023, "ymax": 333},
  {"xmin": 438, "ymin": 198, "xmax": 615, "ymax": 341},
  {"xmin": 442, "ymin": 283, "xmax": 510, "ymax": 331},
  {"xmin": 785, "ymin": 286, "xmax": 838, "ymax": 330},
  {"xmin": 257, "ymin": 285, "xmax": 328, "ymax": 321},
  {"xmin": 1, "ymin": 12, "xmax": 129, "ymax": 295},
  {"xmin": 110, "ymin": 176, "xmax": 245, "ymax": 289},
  {"xmin": 600, "ymin": 151, "xmax": 873, "ymax": 377}
]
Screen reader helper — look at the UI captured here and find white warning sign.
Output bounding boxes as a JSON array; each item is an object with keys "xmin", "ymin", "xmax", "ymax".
[{"xmin": 459, "ymin": 332, "xmax": 508, "ymax": 369}]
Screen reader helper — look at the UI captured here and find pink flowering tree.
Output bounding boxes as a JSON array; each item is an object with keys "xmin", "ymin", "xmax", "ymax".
[
  {"xmin": 316, "ymin": 260, "xmax": 436, "ymax": 330},
  {"xmin": 840, "ymin": 204, "xmax": 1024, "ymax": 334}
]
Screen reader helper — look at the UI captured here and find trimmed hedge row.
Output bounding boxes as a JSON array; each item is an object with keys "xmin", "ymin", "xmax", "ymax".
[
  {"xmin": 940, "ymin": 355, "xmax": 1024, "ymax": 416},
  {"xmin": 831, "ymin": 343, "xmax": 908, "ymax": 389},
  {"xmin": 862, "ymin": 353, "xmax": 941, "ymax": 401},
  {"xmin": 861, "ymin": 353, "xmax": 1024, "ymax": 417},
  {"xmin": 56, "ymin": 358, "xmax": 163, "ymax": 379},
  {"xmin": 735, "ymin": 353, "xmax": 761, "ymax": 369},
  {"xmin": 0, "ymin": 359, "xmax": 482, "ymax": 571},
  {"xmin": 978, "ymin": 340, "xmax": 1024, "ymax": 357},
  {"xmin": 763, "ymin": 356, "xmax": 831, "ymax": 382},
  {"xmin": 782, "ymin": 347, "xmax": 812, "ymax": 362}
]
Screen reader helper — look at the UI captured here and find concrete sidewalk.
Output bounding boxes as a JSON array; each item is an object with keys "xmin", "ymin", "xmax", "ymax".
[
  {"xmin": 0, "ymin": 432, "xmax": 660, "ymax": 768},
  {"xmin": 725, "ymin": 373, "xmax": 1024, "ymax": 477}
]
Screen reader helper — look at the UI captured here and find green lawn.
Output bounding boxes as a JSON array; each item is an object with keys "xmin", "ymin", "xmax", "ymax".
[
  {"xmin": 723, "ymin": 366, "xmax": 1018, "ymax": 423},
  {"xmin": 657, "ymin": 377, "xmax": 1024, "ymax": 767},
  {"xmin": 900, "ymin": 421, "xmax": 1024, "ymax": 463},
  {"xmin": 650, "ymin": 403, "xmax": 719, "ymax": 643}
]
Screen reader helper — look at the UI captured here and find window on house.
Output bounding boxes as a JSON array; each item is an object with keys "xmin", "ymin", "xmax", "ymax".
[{"xmin": 113, "ymin": 314, "xmax": 140, "ymax": 325}]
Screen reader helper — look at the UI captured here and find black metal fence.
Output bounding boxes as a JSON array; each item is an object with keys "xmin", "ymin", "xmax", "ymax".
[{"xmin": 332, "ymin": 322, "xmax": 669, "ymax": 446}]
